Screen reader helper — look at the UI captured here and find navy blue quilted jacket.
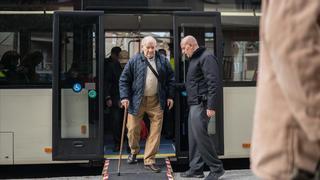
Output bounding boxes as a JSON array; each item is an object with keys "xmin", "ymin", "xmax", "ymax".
[{"xmin": 119, "ymin": 52, "xmax": 175, "ymax": 115}]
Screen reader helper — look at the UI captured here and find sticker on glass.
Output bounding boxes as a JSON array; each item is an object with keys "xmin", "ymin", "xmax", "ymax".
[{"xmin": 73, "ymin": 83, "xmax": 82, "ymax": 93}]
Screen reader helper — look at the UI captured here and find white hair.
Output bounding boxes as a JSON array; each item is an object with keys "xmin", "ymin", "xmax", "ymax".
[
  {"xmin": 180, "ymin": 35, "xmax": 198, "ymax": 47},
  {"xmin": 141, "ymin": 36, "xmax": 157, "ymax": 47}
]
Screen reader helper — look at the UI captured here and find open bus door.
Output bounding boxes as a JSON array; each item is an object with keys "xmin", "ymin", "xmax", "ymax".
[
  {"xmin": 52, "ymin": 11, "xmax": 105, "ymax": 160},
  {"xmin": 173, "ymin": 12, "xmax": 224, "ymax": 157}
]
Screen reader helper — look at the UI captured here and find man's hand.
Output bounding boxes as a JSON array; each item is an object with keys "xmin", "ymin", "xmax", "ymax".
[
  {"xmin": 106, "ymin": 99, "xmax": 112, "ymax": 107},
  {"xmin": 207, "ymin": 109, "xmax": 215, "ymax": 118},
  {"xmin": 121, "ymin": 99, "xmax": 129, "ymax": 109},
  {"xmin": 167, "ymin": 99, "xmax": 174, "ymax": 110}
]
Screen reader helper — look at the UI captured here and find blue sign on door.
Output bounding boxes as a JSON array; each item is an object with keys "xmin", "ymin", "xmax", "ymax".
[{"xmin": 73, "ymin": 83, "xmax": 82, "ymax": 93}]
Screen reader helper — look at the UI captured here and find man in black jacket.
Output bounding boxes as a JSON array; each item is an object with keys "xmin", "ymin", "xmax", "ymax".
[
  {"xmin": 180, "ymin": 35, "xmax": 225, "ymax": 180},
  {"xmin": 104, "ymin": 46, "xmax": 123, "ymax": 152}
]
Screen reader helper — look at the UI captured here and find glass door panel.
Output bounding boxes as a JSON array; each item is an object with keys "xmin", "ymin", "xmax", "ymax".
[{"xmin": 52, "ymin": 11, "xmax": 104, "ymax": 160}]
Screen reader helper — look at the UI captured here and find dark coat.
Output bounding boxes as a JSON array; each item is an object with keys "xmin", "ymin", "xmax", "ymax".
[
  {"xmin": 104, "ymin": 57, "xmax": 122, "ymax": 106},
  {"xmin": 119, "ymin": 52, "xmax": 175, "ymax": 115},
  {"xmin": 185, "ymin": 47, "xmax": 220, "ymax": 110}
]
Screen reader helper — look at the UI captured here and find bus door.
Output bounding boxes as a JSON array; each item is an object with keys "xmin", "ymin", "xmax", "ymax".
[
  {"xmin": 173, "ymin": 12, "xmax": 224, "ymax": 156},
  {"xmin": 52, "ymin": 11, "xmax": 105, "ymax": 160}
]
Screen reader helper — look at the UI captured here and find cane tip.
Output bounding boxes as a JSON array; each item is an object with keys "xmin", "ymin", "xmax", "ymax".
[{"xmin": 118, "ymin": 172, "xmax": 120, "ymax": 176}]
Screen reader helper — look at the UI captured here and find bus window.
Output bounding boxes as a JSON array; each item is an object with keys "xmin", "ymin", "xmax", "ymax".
[
  {"xmin": 0, "ymin": 31, "xmax": 53, "ymax": 86},
  {"xmin": 104, "ymin": 31, "xmax": 171, "ymax": 66},
  {"xmin": 223, "ymin": 30, "xmax": 259, "ymax": 82}
]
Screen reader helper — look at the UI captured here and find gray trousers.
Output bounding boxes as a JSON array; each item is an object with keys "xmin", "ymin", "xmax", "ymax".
[{"xmin": 188, "ymin": 103, "xmax": 224, "ymax": 174}]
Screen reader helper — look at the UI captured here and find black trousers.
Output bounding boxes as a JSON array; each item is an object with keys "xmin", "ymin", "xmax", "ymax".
[
  {"xmin": 110, "ymin": 106, "xmax": 124, "ymax": 146},
  {"xmin": 162, "ymin": 107, "xmax": 174, "ymax": 137},
  {"xmin": 188, "ymin": 103, "xmax": 224, "ymax": 174}
]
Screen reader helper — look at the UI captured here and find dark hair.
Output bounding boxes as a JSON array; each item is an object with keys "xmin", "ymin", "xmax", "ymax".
[
  {"xmin": 111, "ymin": 47, "xmax": 122, "ymax": 56},
  {"xmin": 1, "ymin": 50, "xmax": 20, "ymax": 68},
  {"xmin": 21, "ymin": 51, "xmax": 43, "ymax": 67}
]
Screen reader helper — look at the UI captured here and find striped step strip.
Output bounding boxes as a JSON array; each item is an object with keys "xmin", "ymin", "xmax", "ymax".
[
  {"xmin": 102, "ymin": 159, "xmax": 110, "ymax": 180},
  {"xmin": 165, "ymin": 157, "xmax": 174, "ymax": 180}
]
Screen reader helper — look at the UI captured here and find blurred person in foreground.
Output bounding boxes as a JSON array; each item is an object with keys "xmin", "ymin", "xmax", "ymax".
[{"xmin": 251, "ymin": 0, "xmax": 320, "ymax": 180}]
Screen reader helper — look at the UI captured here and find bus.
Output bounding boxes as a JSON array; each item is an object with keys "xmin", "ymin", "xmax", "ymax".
[{"xmin": 0, "ymin": 0, "xmax": 259, "ymax": 165}]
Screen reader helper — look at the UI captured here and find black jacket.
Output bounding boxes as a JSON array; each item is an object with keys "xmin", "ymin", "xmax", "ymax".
[
  {"xmin": 185, "ymin": 47, "xmax": 220, "ymax": 110},
  {"xmin": 104, "ymin": 57, "xmax": 122, "ymax": 106}
]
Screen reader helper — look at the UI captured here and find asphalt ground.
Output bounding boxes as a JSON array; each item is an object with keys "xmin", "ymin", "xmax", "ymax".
[{"xmin": 0, "ymin": 158, "xmax": 250, "ymax": 179}]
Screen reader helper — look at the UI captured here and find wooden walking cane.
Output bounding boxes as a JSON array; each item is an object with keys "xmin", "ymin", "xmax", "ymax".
[{"xmin": 117, "ymin": 107, "xmax": 128, "ymax": 176}]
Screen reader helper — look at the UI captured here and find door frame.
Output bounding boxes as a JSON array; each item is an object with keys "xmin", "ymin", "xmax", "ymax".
[{"xmin": 52, "ymin": 11, "xmax": 105, "ymax": 160}]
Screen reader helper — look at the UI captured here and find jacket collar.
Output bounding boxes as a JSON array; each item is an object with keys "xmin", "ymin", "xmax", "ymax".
[{"xmin": 190, "ymin": 47, "xmax": 206, "ymax": 59}]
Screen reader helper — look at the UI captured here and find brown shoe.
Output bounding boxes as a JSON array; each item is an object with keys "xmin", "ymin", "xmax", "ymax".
[{"xmin": 144, "ymin": 164, "xmax": 161, "ymax": 173}]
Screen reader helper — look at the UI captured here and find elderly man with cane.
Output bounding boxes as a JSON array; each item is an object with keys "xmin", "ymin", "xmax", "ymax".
[{"xmin": 119, "ymin": 36, "xmax": 175, "ymax": 173}]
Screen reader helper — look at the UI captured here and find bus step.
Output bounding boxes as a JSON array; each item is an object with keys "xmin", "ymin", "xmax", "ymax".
[{"xmin": 102, "ymin": 158, "xmax": 174, "ymax": 180}]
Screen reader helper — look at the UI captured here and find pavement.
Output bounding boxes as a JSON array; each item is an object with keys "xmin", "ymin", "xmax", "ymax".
[
  {"xmin": 175, "ymin": 170, "xmax": 258, "ymax": 180},
  {"xmin": 8, "ymin": 169, "xmax": 258, "ymax": 180}
]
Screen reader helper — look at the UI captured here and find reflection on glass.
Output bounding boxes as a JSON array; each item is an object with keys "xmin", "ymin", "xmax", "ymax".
[
  {"xmin": 59, "ymin": 18, "xmax": 98, "ymax": 139},
  {"xmin": 61, "ymin": 89, "xmax": 89, "ymax": 138},
  {"xmin": 178, "ymin": 24, "xmax": 216, "ymax": 83},
  {"xmin": 223, "ymin": 41, "xmax": 259, "ymax": 81},
  {"xmin": 205, "ymin": 32, "xmax": 215, "ymax": 55}
]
